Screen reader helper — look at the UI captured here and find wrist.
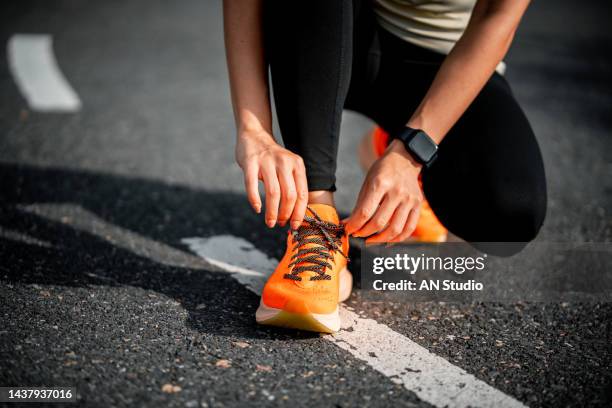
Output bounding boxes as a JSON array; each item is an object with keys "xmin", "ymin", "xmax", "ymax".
[
  {"xmin": 407, "ymin": 114, "xmax": 442, "ymax": 145},
  {"xmin": 237, "ymin": 126, "xmax": 276, "ymax": 145},
  {"xmin": 236, "ymin": 109, "xmax": 273, "ymax": 137},
  {"xmin": 386, "ymin": 139, "xmax": 423, "ymax": 173}
]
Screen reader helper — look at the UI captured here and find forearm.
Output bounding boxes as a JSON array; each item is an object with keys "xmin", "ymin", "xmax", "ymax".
[
  {"xmin": 406, "ymin": 0, "xmax": 530, "ymax": 144},
  {"xmin": 223, "ymin": 0, "xmax": 273, "ymax": 136}
]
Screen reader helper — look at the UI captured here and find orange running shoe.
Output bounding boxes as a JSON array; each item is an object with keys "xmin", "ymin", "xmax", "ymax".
[
  {"xmin": 358, "ymin": 126, "xmax": 448, "ymax": 243},
  {"xmin": 256, "ymin": 204, "xmax": 350, "ymax": 333}
]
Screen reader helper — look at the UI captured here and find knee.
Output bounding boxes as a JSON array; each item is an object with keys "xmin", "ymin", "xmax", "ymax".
[
  {"xmin": 470, "ymin": 184, "xmax": 547, "ymax": 256},
  {"xmin": 494, "ymin": 188, "xmax": 547, "ymax": 242}
]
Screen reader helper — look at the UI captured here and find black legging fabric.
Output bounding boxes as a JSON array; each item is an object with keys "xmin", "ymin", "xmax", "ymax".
[{"xmin": 263, "ymin": 0, "xmax": 547, "ymax": 245}]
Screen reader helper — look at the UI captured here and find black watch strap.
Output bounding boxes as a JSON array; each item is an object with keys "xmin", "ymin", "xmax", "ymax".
[{"xmin": 394, "ymin": 127, "xmax": 438, "ymax": 167}]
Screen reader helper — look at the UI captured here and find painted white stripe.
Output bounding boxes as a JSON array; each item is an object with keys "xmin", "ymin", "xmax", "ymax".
[
  {"xmin": 19, "ymin": 204, "xmax": 214, "ymax": 271},
  {"xmin": 334, "ymin": 310, "xmax": 522, "ymax": 407},
  {"xmin": 182, "ymin": 236, "xmax": 269, "ymax": 294},
  {"xmin": 21, "ymin": 203, "xmax": 526, "ymax": 407},
  {"xmin": 0, "ymin": 226, "xmax": 53, "ymax": 248},
  {"xmin": 8, "ymin": 34, "xmax": 82, "ymax": 112}
]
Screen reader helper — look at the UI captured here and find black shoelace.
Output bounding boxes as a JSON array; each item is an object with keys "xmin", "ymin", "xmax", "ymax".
[{"xmin": 284, "ymin": 206, "xmax": 348, "ymax": 282}]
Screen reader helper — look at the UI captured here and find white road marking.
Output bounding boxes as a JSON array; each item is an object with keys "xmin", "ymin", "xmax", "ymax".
[
  {"xmin": 0, "ymin": 227, "xmax": 53, "ymax": 248},
  {"xmin": 19, "ymin": 204, "xmax": 213, "ymax": 271},
  {"xmin": 21, "ymin": 203, "xmax": 526, "ymax": 407},
  {"xmin": 184, "ymin": 235, "xmax": 526, "ymax": 408},
  {"xmin": 7, "ymin": 34, "xmax": 82, "ymax": 112},
  {"xmin": 182, "ymin": 236, "xmax": 269, "ymax": 294}
]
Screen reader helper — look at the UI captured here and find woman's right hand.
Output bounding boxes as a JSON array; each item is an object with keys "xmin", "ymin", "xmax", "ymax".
[{"xmin": 235, "ymin": 129, "xmax": 309, "ymax": 230}]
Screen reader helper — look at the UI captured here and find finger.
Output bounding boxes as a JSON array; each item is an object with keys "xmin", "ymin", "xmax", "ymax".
[
  {"xmin": 366, "ymin": 202, "xmax": 411, "ymax": 243},
  {"xmin": 243, "ymin": 163, "xmax": 261, "ymax": 213},
  {"xmin": 344, "ymin": 179, "xmax": 386, "ymax": 235},
  {"xmin": 290, "ymin": 160, "xmax": 308, "ymax": 230},
  {"xmin": 261, "ymin": 163, "xmax": 281, "ymax": 228},
  {"xmin": 393, "ymin": 204, "xmax": 421, "ymax": 242},
  {"xmin": 353, "ymin": 195, "xmax": 398, "ymax": 238},
  {"xmin": 276, "ymin": 163, "xmax": 297, "ymax": 227}
]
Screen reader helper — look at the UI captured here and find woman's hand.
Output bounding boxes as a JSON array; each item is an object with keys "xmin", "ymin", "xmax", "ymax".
[
  {"xmin": 225, "ymin": 0, "xmax": 306, "ymax": 228},
  {"xmin": 235, "ymin": 129, "xmax": 308, "ymax": 230},
  {"xmin": 343, "ymin": 139, "xmax": 423, "ymax": 243}
]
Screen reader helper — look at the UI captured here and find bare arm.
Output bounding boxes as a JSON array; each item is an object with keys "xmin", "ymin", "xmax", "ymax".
[
  {"xmin": 346, "ymin": 0, "xmax": 531, "ymax": 242},
  {"xmin": 403, "ymin": 0, "xmax": 531, "ymax": 144},
  {"xmin": 223, "ymin": 0, "xmax": 271, "ymax": 134},
  {"xmin": 224, "ymin": 0, "xmax": 308, "ymax": 230}
]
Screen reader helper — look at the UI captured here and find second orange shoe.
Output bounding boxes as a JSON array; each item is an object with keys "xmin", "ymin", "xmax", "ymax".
[{"xmin": 256, "ymin": 204, "xmax": 350, "ymax": 333}]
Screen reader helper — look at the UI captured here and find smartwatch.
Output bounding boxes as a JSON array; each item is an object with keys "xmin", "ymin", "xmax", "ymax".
[{"xmin": 393, "ymin": 126, "xmax": 438, "ymax": 167}]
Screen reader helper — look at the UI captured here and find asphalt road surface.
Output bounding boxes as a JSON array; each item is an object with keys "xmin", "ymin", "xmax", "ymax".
[{"xmin": 1, "ymin": 1, "xmax": 611, "ymax": 407}]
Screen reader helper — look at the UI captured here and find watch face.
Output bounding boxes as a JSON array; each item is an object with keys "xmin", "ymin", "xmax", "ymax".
[{"xmin": 408, "ymin": 131, "xmax": 438, "ymax": 162}]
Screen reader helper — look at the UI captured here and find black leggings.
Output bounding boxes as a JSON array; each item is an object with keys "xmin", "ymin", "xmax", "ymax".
[{"xmin": 263, "ymin": 0, "xmax": 547, "ymax": 244}]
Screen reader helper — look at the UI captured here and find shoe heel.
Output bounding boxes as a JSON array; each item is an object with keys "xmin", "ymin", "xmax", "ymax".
[{"xmin": 339, "ymin": 267, "xmax": 353, "ymax": 303}]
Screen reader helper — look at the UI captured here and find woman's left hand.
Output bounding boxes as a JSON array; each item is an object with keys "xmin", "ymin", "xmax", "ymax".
[{"xmin": 343, "ymin": 139, "xmax": 423, "ymax": 243}]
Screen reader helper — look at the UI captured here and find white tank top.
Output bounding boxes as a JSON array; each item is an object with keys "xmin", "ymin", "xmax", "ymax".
[{"xmin": 373, "ymin": 0, "xmax": 506, "ymax": 73}]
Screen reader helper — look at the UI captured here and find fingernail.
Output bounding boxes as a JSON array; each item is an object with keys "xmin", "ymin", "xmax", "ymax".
[
  {"xmin": 266, "ymin": 220, "xmax": 276, "ymax": 228},
  {"xmin": 291, "ymin": 222, "xmax": 300, "ymax": 230},
  {"xmin": 254, "ymin": 206, "xmax": 261, "ymax": 214}
]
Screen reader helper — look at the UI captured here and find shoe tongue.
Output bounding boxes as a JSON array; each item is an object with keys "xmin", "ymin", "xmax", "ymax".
[
  {"xmin": 292, "ymin": 204, "xmax": 339, "ymax": 283},
  {"xmin": 305, "ymin": 203, "xmax": 339, "ymax": 225}
]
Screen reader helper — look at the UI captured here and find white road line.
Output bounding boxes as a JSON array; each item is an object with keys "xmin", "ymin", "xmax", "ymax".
[
  {"xmin": 7, "ymin": 34, "xmax": 82, "ymax": 112},
  {"xmin": 182, "ymin": 236, "xmax": 269, "ymax": 294},
  {"xmin": 0, "ymin": 226, "xmax": 53, "ymax": 248},
  {"xmin": 21, "ymin": 203, "xmax": 526, "ymax": 408},
  {"xmin": 19, "ymin": 204, "xmax": 213, "ymax": 271}
]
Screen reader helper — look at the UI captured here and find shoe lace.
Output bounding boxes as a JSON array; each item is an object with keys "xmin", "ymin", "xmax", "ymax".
[{"xmin": 284, "ymin": 206, "xmax": 348, "ymax": 281}]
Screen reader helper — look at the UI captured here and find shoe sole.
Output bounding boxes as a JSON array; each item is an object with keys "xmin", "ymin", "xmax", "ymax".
[
  {"xmin": 256, "ymin": 301, "xmax": 340, "ymax": 333},
  {"xmin": 256, "ymin": 268, "xmax": 352, "ymax": 333}
]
